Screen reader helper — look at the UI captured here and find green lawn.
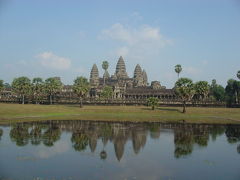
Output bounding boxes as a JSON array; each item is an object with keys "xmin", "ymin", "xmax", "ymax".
[{"xmin": 0, "ymin": 103, "xmax": 240, "ymax": 125}]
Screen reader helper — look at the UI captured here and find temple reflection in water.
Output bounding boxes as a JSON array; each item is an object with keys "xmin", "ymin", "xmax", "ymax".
[{"xmin": 3, "ymin": 121, "xmax": 240, "ymax": 161}]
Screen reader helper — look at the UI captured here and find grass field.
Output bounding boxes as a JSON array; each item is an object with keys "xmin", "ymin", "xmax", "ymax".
[{"xmin": 0, "ymin": 103, "xmax": 240, "ymax": 125}]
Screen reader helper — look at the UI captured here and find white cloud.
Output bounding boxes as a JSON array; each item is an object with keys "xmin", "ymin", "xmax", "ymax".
[
  {"xmin": 184, "ymin": 66, "xmax": 201, "ymax": 75},
  {"xmin": 36, "ymin": 51, "xmax": 71, "ymax": 70},
  {"xmin": 100, "ymin": 23, "xmax": 172, "ymax": 63},
  {"xmin": 101, "ymin": 23, "xmax": 168, "ymax": 46}
]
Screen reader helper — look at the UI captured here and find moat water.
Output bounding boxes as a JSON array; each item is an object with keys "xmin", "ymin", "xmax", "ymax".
[{"xmin": 0, "ymin": 120, "xmax": 240, "ymax": 180}]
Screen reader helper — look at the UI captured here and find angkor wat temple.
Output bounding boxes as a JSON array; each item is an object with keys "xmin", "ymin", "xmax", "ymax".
[{"xmin": 89, "ymin": 56, "xmax": 175, "ymax": 100}]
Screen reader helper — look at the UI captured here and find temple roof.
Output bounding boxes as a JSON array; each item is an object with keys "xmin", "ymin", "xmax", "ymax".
[
  {"xmin": 90, "ymin": 64, "xmax": 99, "ymax": 78},
  {"xmin": 115, "ymin": 56, "xmax": 128, "ymax": 78},
  {"xmin": 142, "ymin": 69, "xmax": 148, "ymax": 83},
  {"xmin": 134, "ymin": 64, "xmax": 142, "ymax": 78}
]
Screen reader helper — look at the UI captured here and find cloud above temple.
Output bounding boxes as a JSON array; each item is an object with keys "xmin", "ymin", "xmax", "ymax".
[
  {"xmin": 100, "ymin": 23, "xmax": 172, "ymax": 63},
  {"xmin": 36, "ymin": 52, "xmax": 71, "ymax": 70},
  {"xmin": 101, "ymin": 23, "xmax": 169, "ymax": 45}
]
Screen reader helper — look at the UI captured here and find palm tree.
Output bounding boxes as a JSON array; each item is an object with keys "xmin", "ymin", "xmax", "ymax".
[
  {"xmin": 0, "ymin": 80, "xmax": 3, "ymax": 92},
  {"xmin": 226, "ymin": 79, "xmax": 240, "ymax": 105},
  {"xmin": 194, "ymin": 81, "xmax": 210, "ymax": 101},
  {"xmin": 175, "ymin": 64, "xmax": 182, "ymax": 79},
  {"xmin": 147, "ymin": 97, "xmax": 159, "ymax": 110},
  {"xmin": 237, "ymin": 70, "xmax": 240, "ymax": 80},
  {"xmin": 32, "ymin": 77, "xmax": 44, "ymax": 104},
  {"xmin": 45, "ymin": 77, "xmax": 62, "ymax": 105},
  {"xmin": 12, "ymin": 76, "xmax": 32, "ymax": 104},
  {"xmin": 102, "ymin": 61, "xmax": 109, "ymax": 85},
  {"xmin": 175, "ymin": 78, "xmax": 195, "ymax": 113},
  {"xmin": 73, "ymin": 76, "xmax": 90, "ymax": 108},
  {"xmin": 0, "ymin": 80, "xmax": 3, "ymax": 100}
]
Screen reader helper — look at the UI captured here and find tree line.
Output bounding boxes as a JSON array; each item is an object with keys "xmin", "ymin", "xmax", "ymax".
[
  {"xmin": 0, "ymin": 65, "xmax": 239, "ymax": 112},
  {"xmin": 0, "ymin": 76, "xmax": 114, "ymax": 108},
  {"xmin": 148, "ymin": 66, "xmax": 240, "ymax": 113}
]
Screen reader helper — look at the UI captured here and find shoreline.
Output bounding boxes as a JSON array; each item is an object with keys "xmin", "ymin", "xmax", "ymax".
[{"xmin": 0, "ymin": 103, "xmax": 240, "ymax": 125}]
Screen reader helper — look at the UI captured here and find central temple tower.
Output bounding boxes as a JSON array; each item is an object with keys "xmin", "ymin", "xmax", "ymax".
[{"xmin": 115, "ymin": 56, "xmax": 129, "ymax": 79}]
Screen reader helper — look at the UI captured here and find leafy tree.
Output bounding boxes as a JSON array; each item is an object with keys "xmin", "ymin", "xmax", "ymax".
[
  {"xmin": 73, "ymin": 76, "xmax": 90, "ymax": 108},
  {"xmin": 3, "ymin": 82, "xmax": 11, "ymax": 89},
  {"xmin": 0, "ymin": 80, "xmax": 3, "ymax": 100},
  {"xmin": 0, "ymin": 80, "xmax": 3, "ymax": 92},
  {"xmin": 194, "ymin": 81, "xmax": 209, "ymax": 101},
  {"xmin": 102, "ymin": 61, "xmax": 109, "ymax": 85},
  {"xmin": 233, "ymin": 80, "xmax": 240, "ymax": 104},
  {"xmin": 225, "ymin": 79, "xmax": 240, "ymax": 106},
  {"xmin": 147, "ymin": 97, "xmax": 159, "ymax": 110},
  {"xmin": 209, "ymin": 79, "xmax": 225, "ymax": 101},
  {"xmin": 32, "ymin": 77, "xmax": 44, "ymax": 104},
  {"xmin": 175, "ymin": 78, "xmax": 195, "ymax": 113},
  {"xmin": 101, "ymin": 86, "xmax": 113, "ymax": 100},
  {"xmin": 175, "ymin": 64, "xmax": 182, "ymax": 79},
  {"xmin": 237, "ymin": 70, "xmax": 240, "ymax": 80},
  {"xmin": 12, "ymin": 77, "xmax": 32, "ymax": 104},
  {"xmin": 45, "ymin": 77, "xmax": 62, "ymax": 105}
]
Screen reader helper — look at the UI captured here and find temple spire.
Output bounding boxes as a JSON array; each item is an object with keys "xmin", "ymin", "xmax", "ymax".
[
  {"xmin": 142, "ymin": 69, "xmax": 148, "ymax": 86},
  {"xmin": 115, "ymin": 56, "xmax": 128, "ymax": 79},
  {"xmin": 90, "ymin": 64, "xmax": 99, "ymax": 87},
  {"xmin": 133, "ymin": 64, "xmax": 144, "ymax": 87}
]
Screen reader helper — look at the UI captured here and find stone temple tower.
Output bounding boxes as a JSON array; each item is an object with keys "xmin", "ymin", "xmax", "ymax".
[
  {"xmin": 142, "ymin": 69, "xmax": 148, "ymax": 86},
  {"xmin": 115, "ymin": 56, "xmax": 128, "ymax": 79},
  {"xmin": 90, "ymin": 64, "xmax": 99, "ymax": 87},
  {"xmin": 133, "ymin": 64, "xmax": 144, "ymax": 87}
]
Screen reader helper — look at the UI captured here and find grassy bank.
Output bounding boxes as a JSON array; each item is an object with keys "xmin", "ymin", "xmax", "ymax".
[{"xmin": 0, "ymin": 103, "xmax": 240, "ymax": 125}]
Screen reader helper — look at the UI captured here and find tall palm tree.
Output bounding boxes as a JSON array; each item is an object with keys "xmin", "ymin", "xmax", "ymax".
[
  {"xmin": 12, "ymin": 77, "xmax": 32, "ymax": 104},
  {"xmin": 73, "ymin": 76, "xmax": 90, "ymax": 108},
  {"xmin": 0, "ymin": 80, "xmax": 3, "ymax": 100},
  {"xmin": 194, "ymin": 81, "xmax": 210, "ymax": 101},
  {"xmin": 175, "ymin": 64, "xmax": 182, "ymax": 79},
  {"xmin": 175, "ymin": 78, "xmax": 195, "ymax": 113},
  {"xmin": 102, "ymin": 61, "xmax": 109, "ymax": 85},
  {"xmin": 45, "ymin": 77, "xmax": 62, "ymax": 105},
  {"xmin": 0, "ymin": 80, "xmax": 3, "ymax": 92},
  {"xmin": 32, "ymin": 77, "xmax": 44, "ymax": 104}
]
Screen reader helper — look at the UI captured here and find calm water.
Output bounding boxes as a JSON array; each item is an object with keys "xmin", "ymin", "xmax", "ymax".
[{"xmin": 0, "ymin": 121, "xmax": 240, "ymax": 180}]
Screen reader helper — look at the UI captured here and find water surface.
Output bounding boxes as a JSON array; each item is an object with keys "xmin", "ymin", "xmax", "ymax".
[{"xmin": 0, "ymin": 120, "xmax": 240, "ymax": 180}]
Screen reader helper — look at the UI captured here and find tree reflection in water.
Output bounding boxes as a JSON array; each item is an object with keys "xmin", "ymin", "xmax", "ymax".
[
  {"xmin": 71, "ymin": 132, "xmax": 89, "ymax": 152},
  {"xmin": 42, "ymin": 126, "xmax": 61, "ymax": 147},
  {"xmin": 6, "ymin": 121, "xmax": 240, "ymax": 160},
  {"xmin": 30, "ymin": 125, "xmax": 42, "ymax": 145},
  {"xmin": 0, "ymin": 128, "xmax": 3, "ymax": 140},
  {"xmin": 10, "ymin": 124, "xmax": 30, "ymax": 146}
]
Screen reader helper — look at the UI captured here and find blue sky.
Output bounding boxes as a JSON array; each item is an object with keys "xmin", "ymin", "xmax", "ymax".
[{"xmin": 0, "ymin": 0, "xmax": 240, "ymax": 88}]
